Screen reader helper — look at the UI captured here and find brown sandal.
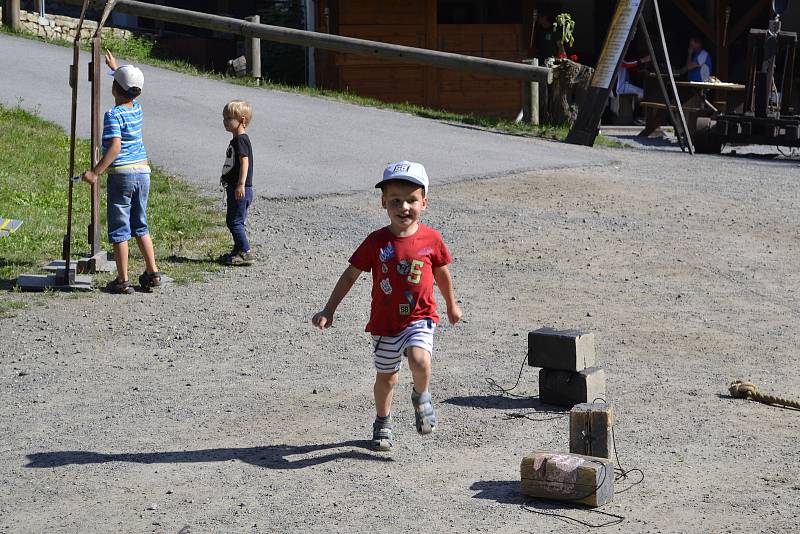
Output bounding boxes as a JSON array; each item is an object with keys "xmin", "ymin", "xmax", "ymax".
[{"xmin": 138, "ymin": 271, "xmax": 162, "ymax": 291}]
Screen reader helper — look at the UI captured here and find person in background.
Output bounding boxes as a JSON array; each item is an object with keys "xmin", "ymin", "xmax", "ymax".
[{"xmin": 682, "ymin": 36, "xmax": 712, "ymax": 82}]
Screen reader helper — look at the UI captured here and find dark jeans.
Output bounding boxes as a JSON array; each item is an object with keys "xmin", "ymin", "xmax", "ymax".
[{"xmin": 225, "ymin": 185, "xmax": 253, "ymax": 254}]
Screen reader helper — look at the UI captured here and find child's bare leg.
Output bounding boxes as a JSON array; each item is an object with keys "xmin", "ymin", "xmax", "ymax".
[
  {"xmin": 407, "ymin": 346, "xmax": 436, "ymax": 434},
  {"xmin": 113, "ymin": 241, "xmax": 129, "ymax": 281},
  {"xmin": 374, "ymin": 370, "xmax": 399, "ymax": 418},
  {"xmin": 406, "ymin": 346, "xmax": 432, "ymax": 394},
  {"xmin": 135, "ymin": 234, "xmax": 158, "ymax": 273}
]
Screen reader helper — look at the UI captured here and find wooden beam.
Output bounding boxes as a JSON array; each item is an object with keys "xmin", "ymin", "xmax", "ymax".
[
  {"xmin": 728, "ymin": 0, "xmax": 770, "ymax": 44},
  {"xmin": 2, "ymin": 0, "xmax": 21, "ymax": 31},
  {"xmin": 59, "ymin": 0, "xmax": 552, "ymax": 83},
  {"xmin": 716, "ymin": 0, "xmax": 730, "ymax": 80},
  {"xmin": 670, "ymin": 0, "xmax": 716, "ymax": 43}
]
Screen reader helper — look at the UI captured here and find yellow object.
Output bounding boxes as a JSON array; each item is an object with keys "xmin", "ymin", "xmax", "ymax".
[{"xmin": 729, "ymin": 380, "xmax": 800, "ymax": 409}]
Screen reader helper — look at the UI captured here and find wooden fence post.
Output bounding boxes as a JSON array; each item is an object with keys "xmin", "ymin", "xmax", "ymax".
[
  {"xmin": 522, "ymin": 58, "xmax": 540, "ymax": 124},
  {"xmin": 245, "ymin": 14, "xmax": 262, "ymax": 83},
  {"xmin": 2, "ymin": 0, "xmax": 21, "ymax": 31}
]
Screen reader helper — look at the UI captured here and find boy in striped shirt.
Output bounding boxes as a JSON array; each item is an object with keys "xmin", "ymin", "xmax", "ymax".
[
  {"xmin": 312, "ymin": 161, "xmax": 462, "ymax": 451},
  {"xmin": 81, "ymin": 51, "xmax": 162, "ymax": 294}
]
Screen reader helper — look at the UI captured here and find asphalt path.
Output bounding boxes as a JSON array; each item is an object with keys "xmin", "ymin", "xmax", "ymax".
[{"xmin": 0, "ymin": 33, "xmax": 611, "ymax": 196}]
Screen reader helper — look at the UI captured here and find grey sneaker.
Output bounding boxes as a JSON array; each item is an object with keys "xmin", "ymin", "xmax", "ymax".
[
  {"xmin": 371, "ymin": 417, "xmax": 393, "ymax": 452},
  {"xmin": 412, "ymin": 390, "xmax": 436, "ymax": 435}
]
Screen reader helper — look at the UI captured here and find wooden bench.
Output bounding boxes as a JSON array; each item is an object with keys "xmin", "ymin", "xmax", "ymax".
[{"xmin": 0, "ymin": 217, "xmax": 23, "ymax": 237}]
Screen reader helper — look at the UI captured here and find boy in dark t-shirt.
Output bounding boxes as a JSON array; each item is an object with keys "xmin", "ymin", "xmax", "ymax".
[
  {"xmin": 219, "ymin": 100, "xmax": 255, "ymax": 266},
  {"xmin": 312, "ymin": 161, "xmax": 463, "ymax": 451}
]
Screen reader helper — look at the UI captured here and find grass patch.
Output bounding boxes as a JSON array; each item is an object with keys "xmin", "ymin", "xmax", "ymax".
[
  {"xmin": 0, "ymin": 298, "xmax": 27, "ymax": 319},
  {"xmin": 0, "ymin": 104, "xmax": 229, "ymax": 295},
  {"xmin": 2, "ymin": 26, "xmax": 621, "ymax": 145}
]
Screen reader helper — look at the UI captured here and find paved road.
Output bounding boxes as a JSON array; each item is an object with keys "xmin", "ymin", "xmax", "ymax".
[{"xmin": 0, "ymin": 33, "xmax": 611, "ymax": 196}]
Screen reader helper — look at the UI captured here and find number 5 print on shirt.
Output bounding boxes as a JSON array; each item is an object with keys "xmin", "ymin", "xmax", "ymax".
[{"xmin": 407, "ymin": 259, "xmax": 425, "ymax": 284}]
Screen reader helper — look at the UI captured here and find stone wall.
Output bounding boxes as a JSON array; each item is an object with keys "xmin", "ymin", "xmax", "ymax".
[{"xmin": 0, "ymin": 7, "xmax": 133, "ymax": 43}]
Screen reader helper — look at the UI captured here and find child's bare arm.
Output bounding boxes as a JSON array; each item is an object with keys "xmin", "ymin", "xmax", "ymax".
[
  {"xmin": 235, "ymin": 155, "xmax": 248, "ymax": 200},
  {"xmin": 433, "ymin": 265, "xmax": 462, "ymax": 325},
  {"xmin": 81, "ymin": 137, "xmax": 121, "ymax": 184},
  {"xmin": 312, "ymin": 265, "xmax": 363, "ymax": 329},
  {"xmin": 105, "ymin": 49, "xmax": 118, "ymax": 71}
]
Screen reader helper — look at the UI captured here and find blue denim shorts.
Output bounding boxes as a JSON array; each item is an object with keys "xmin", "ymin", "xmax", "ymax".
[{"xmin": 107, "ymin": 171, "xmax": 151, "ymax": 244}]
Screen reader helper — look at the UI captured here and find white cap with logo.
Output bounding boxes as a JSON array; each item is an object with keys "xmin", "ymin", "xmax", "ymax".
[
  {"xmin": 113, "ymin": 64, "xmax": 144, "ymax": 95},
  {"xmin": 375, "ymin": 160, "xmax": 429, "ymax": 194}
]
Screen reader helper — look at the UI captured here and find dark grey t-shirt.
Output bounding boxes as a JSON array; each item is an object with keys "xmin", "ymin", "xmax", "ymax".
[{"xmin": 220, "ymin": 133, "xmax": 253, "ymax": 187}]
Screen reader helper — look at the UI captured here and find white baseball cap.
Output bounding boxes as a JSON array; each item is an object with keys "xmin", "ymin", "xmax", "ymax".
[
  {"xmin": 114, "ymin": 64, "xmax": 144, "ymax": 95},
  {"xmin": 375, "ymin": 161, "xmax": 429, "ymax": 194}
]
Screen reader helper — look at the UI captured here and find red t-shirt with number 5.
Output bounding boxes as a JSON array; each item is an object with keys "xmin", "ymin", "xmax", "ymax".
[{"xmin": 349, "ymin": 224, "xmax": 452, "ymax": 336}]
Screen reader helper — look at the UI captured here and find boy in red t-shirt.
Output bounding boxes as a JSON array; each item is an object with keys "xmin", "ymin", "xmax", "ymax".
[{"xmin": 312, "ymin": 161, "xmax": 462, "ymax": 451}]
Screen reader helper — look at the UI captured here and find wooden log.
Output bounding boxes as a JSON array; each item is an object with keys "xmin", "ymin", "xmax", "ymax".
[
  {"xmin": 528, "ymin": 327, "xmax": 595, "ymax": 371},
  {"xmin": 570, "ymin": 402, "xmax": 614, "ymax": 460},
  {"xmin": 520, "ymin": 451, "xmax": 614, "ymax": 508},
  {"xmin": 539, "ymin": 367, "xmax": 606, "ymax": 408}
]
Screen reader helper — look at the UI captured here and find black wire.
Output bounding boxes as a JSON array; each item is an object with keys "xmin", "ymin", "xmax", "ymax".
[
  {"xmin": 521, "ymin": 505, "xmax": 625, "ymax": 528},
  {"xmin": 485, "ymin": 352, "xmax": 530, "ymax": 397},
  {"xmin": 591, "ymin": 396, "xmax": 646, "ymax": 492},
  {"xmin": 487, "ymin": 353, "xmax": 568, "ymax": 419},
  {"xmin": 488, "ymin": 361, "xmax": 644, "ymax": 526}
]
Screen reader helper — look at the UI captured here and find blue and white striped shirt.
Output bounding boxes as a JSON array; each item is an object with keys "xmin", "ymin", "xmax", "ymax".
[{"xmin": 102, "ymin": 100, "xmax": 148, "ymax": 167}]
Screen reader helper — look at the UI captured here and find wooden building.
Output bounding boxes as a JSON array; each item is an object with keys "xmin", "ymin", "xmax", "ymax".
[
  {"xmin": 41, "ymin": 1, "xmax": 800, "ymax": 117},
  {"xmin": 312, "ymin": 1, "xmax": 799, "ymax": 119}
]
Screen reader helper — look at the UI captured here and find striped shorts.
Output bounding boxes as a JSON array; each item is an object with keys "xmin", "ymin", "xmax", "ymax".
[{"xmin": 371, "ymin": 319, "xmax": 436, "ymax": 373}]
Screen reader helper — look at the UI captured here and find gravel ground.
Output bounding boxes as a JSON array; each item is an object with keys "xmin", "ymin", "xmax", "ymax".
[{"xmin": 1, "ymin": 145, "xmax": 799, "ymax": 533}]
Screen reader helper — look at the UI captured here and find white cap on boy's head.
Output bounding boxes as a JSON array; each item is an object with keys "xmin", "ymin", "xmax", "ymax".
[
  {"xmin": 114, "ymin": 64, "xmax": 144, "ymax": 94},
  {"xmin": 375, "ymin": 161, "xmax": 429, "ymax": 194}
]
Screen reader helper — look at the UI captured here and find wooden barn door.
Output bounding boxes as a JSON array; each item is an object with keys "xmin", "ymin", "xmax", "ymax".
[{"xmin": 334, "ymin": 0, "xmax": 430, "ymax": 106}]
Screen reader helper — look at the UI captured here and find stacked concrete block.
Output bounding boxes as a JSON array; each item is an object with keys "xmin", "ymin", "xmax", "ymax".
[
  {"xmin": 569, "ymin": 402, "xmax": 614, "ymax": 460},
  {"xmin": 520, "ymin": 451, "xmax": 614, "ymax": 507},
  {"xmin": 528, "ymin": 327, "xmax": 606, "ymax": 407}
]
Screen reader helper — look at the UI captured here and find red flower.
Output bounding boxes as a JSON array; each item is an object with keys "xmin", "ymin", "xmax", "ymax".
[
  {"xmin": 569, "ymin": 54, "xmax": 579, "ymax": 62},
  {"xmin": 556, "ymin": 52, "xmax": 567, "ymax": 59}
]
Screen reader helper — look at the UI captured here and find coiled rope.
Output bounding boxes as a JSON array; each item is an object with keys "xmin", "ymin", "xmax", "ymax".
[{"xmin": 729, "ymin": 380, "xmax": 800, "ymax": 409}]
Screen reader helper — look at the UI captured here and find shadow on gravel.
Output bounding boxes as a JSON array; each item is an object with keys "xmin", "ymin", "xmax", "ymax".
[
  {"xmin": 25, "ymin": 440, "xmax": 393, "ymax": 470},
  {"xmin": 163, "ymin": 255, "xmax": 214, "ymax": 265},
  {"xmin": 0, "ymin": 278, "xmax": 17, "ymax": 291},
  {"xmin": 444, "ymin": 395, "xmax": 566, "ymax": 413},
  {"xmin": 470, "ymin": 480, "xmax": 524, "ymax": 505}
]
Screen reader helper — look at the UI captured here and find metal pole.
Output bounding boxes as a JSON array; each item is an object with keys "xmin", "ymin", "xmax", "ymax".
[
  {"xmin": 61, "ymin": 0, "xmax": 552, "ymax": 83},
  {"xmin": 245, "ymin": 14, "xmax": 262, "ymax": 83},
  {"xmin": 2, "ymin": 0, "xmax": 21, "ymax": 31},
  {"xmin": 638, "ymin": 17, "xmax": 688, "ymax": 153},
  {"xmin": 62, "ymin": 0, "xmax": 91, "ymax": 286},
  {"xmin": 305, "ymin": 0, "xmax": 316, "ymax": 87},
  {"xmin": 88, "ymin": 37, "xmax": 102, "ymax": 256},
  {"xmin": 653, "ymin": 0, "xmax": 694, "ymax": 154}
]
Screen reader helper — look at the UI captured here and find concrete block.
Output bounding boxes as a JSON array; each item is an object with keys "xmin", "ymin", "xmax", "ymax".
[
  {"xmin": 521, "ymin": 451, "xmax": 614, "ymax": 507},
  {"xmin": 570, "ymin": 402, "xmax": 614, "ymax": 460},
  {"xmin": 528, "ymin": 327, "xmax": 595, "ymax": 371},
  {"xmin": 539, "ymin": 367, "xmax": 605, "ymax": 408}
]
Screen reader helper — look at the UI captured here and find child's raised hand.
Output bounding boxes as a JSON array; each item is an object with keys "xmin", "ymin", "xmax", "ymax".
[
  {"xmin": 447, "ymin": 304, "xmax": 463, "ymax": 325},
  {"xmin": 312, "ymin": 309, "xmax": 333, "ymax": 330},
  {"xmin": 105, "ymin": 50, "xmax": 118, "ymax": 71},
  {"xmin": 81, "ymin": 170, "xmax": 98, "ymax": 184}
]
